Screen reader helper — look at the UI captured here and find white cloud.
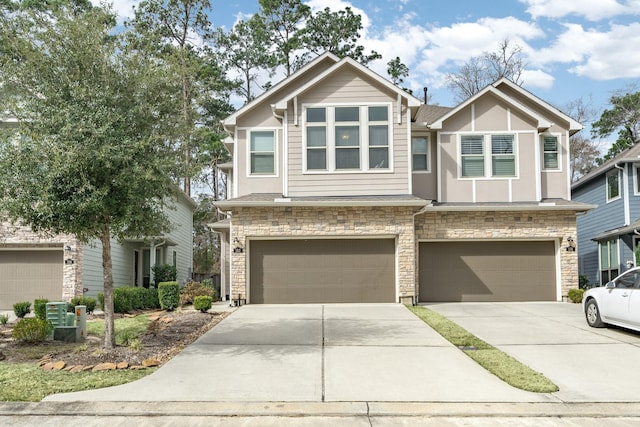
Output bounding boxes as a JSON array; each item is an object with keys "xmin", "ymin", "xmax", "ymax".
[
  {"xmin": 519, "ymin": 0, "xmax": 638, "ymax": 21},
  {"xmin": 521, "ymin": 69, "xmax": 555, "ymax": 89},
  {"xmin": 93, "ymin": 0, "xmax": 139, "ymax": 20}
]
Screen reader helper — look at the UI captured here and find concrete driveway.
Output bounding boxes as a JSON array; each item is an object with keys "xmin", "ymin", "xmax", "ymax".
[
  {"xmin": 45, "ymin": 303, "xmax": 552, "ymax": 403},
  {"xmin": 427, "ymin": 302, "xmax": 640, "ymax": 402}
]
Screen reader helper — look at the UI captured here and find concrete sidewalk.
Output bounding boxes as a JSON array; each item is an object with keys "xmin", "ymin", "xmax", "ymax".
[{"xmin": 44, "ymin": 303, "xmax": 553, "ymax": 403}]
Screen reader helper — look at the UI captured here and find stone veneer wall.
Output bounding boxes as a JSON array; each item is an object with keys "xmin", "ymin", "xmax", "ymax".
[
  {"xmin": 229, "ymin": 206, "xmax": 417, "ymax": 302},
  {"xmin": 0, "ymin": 221, "xmax": 83, "ymax": 302},
  {"xmin": 414, "ymin": 210, "xmax": 579, "ymax": 299}
]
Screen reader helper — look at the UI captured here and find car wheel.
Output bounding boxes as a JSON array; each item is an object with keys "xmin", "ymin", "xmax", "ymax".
[{"xmin": 585, "ymin": 299, "xmax": 604, "ymax": 328}]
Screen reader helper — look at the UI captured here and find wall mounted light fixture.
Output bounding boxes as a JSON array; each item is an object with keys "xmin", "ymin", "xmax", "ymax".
[{"xmin": 566, "ymin": 236, "xmax": 576, "ymax": 252}]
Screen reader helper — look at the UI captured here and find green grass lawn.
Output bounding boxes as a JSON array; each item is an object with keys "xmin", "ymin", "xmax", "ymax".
[
  {"xmin": 0, "ymin": 314, "xmax": 155, "ymax": 402},
  {"xmin": 408, "ymin": 305, "xmax": 559, "ymax": 393}
]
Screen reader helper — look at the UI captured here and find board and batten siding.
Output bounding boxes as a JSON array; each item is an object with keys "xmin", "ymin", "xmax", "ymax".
[
  {"xmin": 574, "ymin": 175, "xmax": 625, "ymax": 285},
  {"xmin": 286, "ymin": 68, "xmax": 410, "ymax": 197}
]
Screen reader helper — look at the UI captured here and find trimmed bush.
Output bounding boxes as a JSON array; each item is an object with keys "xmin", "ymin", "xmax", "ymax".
[
  {"xmin": 98, "ymin": 287, "xmax": 160, "ymax": 313},
  {"xmin": 152, "ymin": 264, "xmax": 177, "ymax": 286},
  {"xmin": 158, "ymin": 281, "xmax": 180, "ymax": 311},
  {"xmin": 33, "ymin": 298, "xmax": 49, "ymax": 320},
  {"xmin": 180, "ymin": 281, "xmax": 215, "ymax": 306},
  {"xmin": 13, "ymin": 301, "xmax": 31, "ymax": 319},
  {"xmin": 67, "ymin": 297, "xmax": 97, "ymax": 314},
  {"xmin": 194, "ymin": 295, "xmax": 213, "ymax": 312},
  {"xmin": 141, "ymin": 287, "xmax": 160, "ymax": 309},
  {"xmin": 568, "ymin": 288, "xmax": 585, "ymax": 304},
  {"xmin": 12, "ymin": 318, "xmax": 53, "ymax": 343}
]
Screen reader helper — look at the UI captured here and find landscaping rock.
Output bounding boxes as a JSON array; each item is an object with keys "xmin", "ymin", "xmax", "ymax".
[
  {"xmin": 92, "ymin": 362, "xmax": 116, "ymax": 371},
  {"xmin": 69, "ymin": 365, "xmax": 84, "ymax": 373},
  {"xmin": 116, "ymin": 361, "xmax": 129, "ymax": 369},
  {"xmin": 52, "ymin": 361, "xmax": 66, "ymax": 371},
  {"xmin": 142, "ymin": 358, "xmax": 160, "ymax": 367}
]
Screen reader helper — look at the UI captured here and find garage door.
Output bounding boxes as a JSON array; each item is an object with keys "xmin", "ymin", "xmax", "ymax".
[
  {"xmin": 419, "ymin": 241, "xmax": 556, "ymax": 302},
  {"xmin": 0, "ymin": 250, "xmax": 63, "ymax": 309},
  {"xmin": 249, "ymin": 239, "xmax": 395, "ymax": 304}
]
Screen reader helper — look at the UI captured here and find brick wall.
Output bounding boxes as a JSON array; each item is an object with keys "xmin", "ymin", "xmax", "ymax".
[
  {"xmin": 414, "ymin": 210, "xmax": 579, "ymax": 299},
  {"xmin": 229, "ymin": 206, "xmax": 417, "ymax": 302}
]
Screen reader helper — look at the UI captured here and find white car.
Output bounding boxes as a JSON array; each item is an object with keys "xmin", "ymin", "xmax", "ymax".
[{"xmin": 583, "ymin": 267, "xmax": 640, "ymax": 332}]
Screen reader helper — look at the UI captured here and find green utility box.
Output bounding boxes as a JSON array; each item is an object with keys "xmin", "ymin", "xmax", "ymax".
[{"xmin": 45, "ymin": 302, "xmax": 67, "ymax": 327}]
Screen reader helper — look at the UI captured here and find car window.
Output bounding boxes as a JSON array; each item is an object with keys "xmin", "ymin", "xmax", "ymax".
[{"xmin": 615, "ymin": 271, "xmax": 640, "ymax": 289}]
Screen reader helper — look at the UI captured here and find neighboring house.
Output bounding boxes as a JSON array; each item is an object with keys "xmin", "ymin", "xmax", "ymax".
[
  {"xmin": 211, "ymin": 52, "xmax": 592, "ymax": 305},
  {"xmin": 0, "ymin": 117, "xmax": 196, "ymax": 309},
  {"xmin": 572, "ymin": 142, "xmax": 640, "ymax": 286}
]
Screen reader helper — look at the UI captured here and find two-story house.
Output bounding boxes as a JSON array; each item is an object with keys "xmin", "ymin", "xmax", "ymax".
[
  {"xmin": 212, "ymin": 52, "xmax": 591, "ymax": 305},
  {"xmin": 572, "ymin": 143, "xmax": 640, "ymax": 286}
]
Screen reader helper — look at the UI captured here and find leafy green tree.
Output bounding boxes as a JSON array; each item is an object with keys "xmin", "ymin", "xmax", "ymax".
[
  {"xmin": 592, "ymin": 90, "xmax": 640, "ymax": 161},
  {"xmin": 387, "ymin": 56, "xmax": 409, "ymax": 86},
  {"xmin": 564, "ymin": 96, "xmax": 601, "ymax": 182},
  {"xmin": 216, "ymin": 15, "xmax": 271, "ymax": 104},
  {"xmin": 128, "ymin": 0, "xmax": 221, "ymax": 197},
  {"xmin": 301, "ymin": 6, "xmax": 380, "ymax": 67},
  {"xmin": 446, "ymin": 39, "xmax": 526, "ymax": 102},
  {"xmin": 257, "ymin": 0, "xmax": 311, "ymax": 77},
  {"xmin": 0, "ymin": 2, "xmax": 180, "ymax": 349}
]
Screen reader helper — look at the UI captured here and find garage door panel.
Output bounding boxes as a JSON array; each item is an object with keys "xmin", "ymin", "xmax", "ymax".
[
  {"xmin": 0, "ymin": 250, "xmax": 63, "ymax": 309},
  {"xmin": 250, "ymin": 239, "xmax": 395, "ymax": 304},
  {"xmin": 419, "ymin": 241, "xmax": 556, "ymax": 302}
]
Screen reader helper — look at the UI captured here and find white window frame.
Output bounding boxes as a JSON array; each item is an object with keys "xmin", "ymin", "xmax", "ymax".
[
  {"xmin": 458, "ymin": 133, "xmax": 518, "ymax": 179},
  {"xmin": 541, "ymin": 133, "xmax": 561, "ymax": 171},
  {"xmin": 411, "ymin": 135, "xmax": 431, "ymax": 173},
  {"xmin": 246, "ymin": 128, "xmax": 279, "ymax": 177},
  {"xmin": 599, "ymin": 238, "xmax": 619, "ymax": 284},
  {"xmin": 302, "ymin": 102, "xmax": 393, "ymax": 174},
  {"xmin": 606, "ymin": 169, "xmax": 621, "ymax": 202}
]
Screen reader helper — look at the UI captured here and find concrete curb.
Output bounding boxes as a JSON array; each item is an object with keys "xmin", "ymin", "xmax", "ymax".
[{"xmin": 3, "ymin": 401, "xmax": 640, "ymax": 418}]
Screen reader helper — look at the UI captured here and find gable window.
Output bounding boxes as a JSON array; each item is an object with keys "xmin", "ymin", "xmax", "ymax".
[
  {"xmin": 461, "ymin": 135, "xmax": 485, "ymax": 177},
  {"xmin": 600, "ymin": 239, "xmax": 619, "ymax": 284},
  {"xmin": 412, "ymin": 136, "xmax": 429, "ymax": 171},
  {"xmin": 542, "ymin": 135, "xmax": 559, "ymax": 170},
  {"xmin": 306, "ymin": 108, "xmax": 327, "ymax": 170},
  {"xmin": 606, "ymin": 169, "xmax": 620, "ymax": 202},
  {"xmin": 249, "ymin": 131, "xmax": 275, "ymax": 175},
  {"xmin": 303, "ymin": 104, "xmax": 391, "ymax": 172},
  {"xmin": 491, "ymin": 135, "xmax": 515, "ymax": 177}
]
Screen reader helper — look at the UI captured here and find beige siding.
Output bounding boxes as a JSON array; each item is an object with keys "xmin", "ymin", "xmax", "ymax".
[
  {"xmin": 286, "ymin": 67, "xmax": 410, "ymax": 197},
  {"xmin": 236, "ymin": 129, "xmax": 283, "ymax": 197},
  {"xmin": 165, "ymin": 195, "xmax": 194, "ymax": 284},
  {"xmin": 541, "ymin": 125, "xmax": 570, "ymax": 199},
  {"xmin": 411, "ymin": 131, "xmax": 438, "ymax": 200}
]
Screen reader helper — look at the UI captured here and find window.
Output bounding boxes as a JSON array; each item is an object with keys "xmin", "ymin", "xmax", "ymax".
[
  {"xmin": 606, "ymin": 169, "xmax": 620, "ymax": 201},
  {"xmin": 461, "ymin": 135, "xmax": 485, "ymax": 177},
  {"xmin": 304, "ymin": 104, "xmax": 391, "ymax": 172},
  {"xmin": 368, "ymin": 106, "xmax": 389, "ymax": 169},
  {"xmin": 491, "ymin": 135, "xmax": 515, "ymax": 177},
  {"xmin": 412, "ymin": 136, "xmax": 429, "ymax": 171},
  {"xmin": 306, "ymin": 108, "xmax": 326, "ymax": 170},
  {"xmin": 542, "ymin": 135, "xmax": 559, "ymax": 170},
  {"xmin": 600, "ymin": 239, "xmax": 619, "ymax": 284},
  {"xmin": 249, "ymin": 131, "xmax": 275, "ymax": 174}
]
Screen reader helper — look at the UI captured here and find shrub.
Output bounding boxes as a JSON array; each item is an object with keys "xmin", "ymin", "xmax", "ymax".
[
  {"xmin": 568, "ymin": 288, "xmax": 585, "ymax": 303},
  {"xmin": 579, "ymin": 275, "xmax": 591, "ymax": 290},
  {"xmin": 152, "ymin": 264, "xmax": 177, "ymax": 286},
  {"xmin": 12, "ymin": 317, "xmax": 53, "ymax": 343},
  {"xmin": 194, "ymin": 295, "xmax": 213, "ymax": 312},
  {"xmin": 158, "ymin": 281, "xmax": 180, "ymax": 311},
  {"xmin": 67, "ymin": 297, "xmax": 97, "ymax": 314},
  {"xmin": 13, "ymin": 301, "xmax": 31, "ymax": 319},
  {"xmin": 97, "ymin": 292, "xmax": 105, "ymax": 311},
  {"xmin": 113, "ymin": 288, "xmax": 133, "ymax": 313},
  {"xmin": 180, "ymin": 281, "xmax": 215, "ymax": 306},
  {"xmin": 201, "ymin": 278, "xmax": 213, "ymax": 288},
  {"xmin": 141, "ymin": 287, "xmax": 160, "ymax": 309},
  {"xmin": 33, "ymin": 298, "xmax": 49, "ymax": 320},
  {"xmin": 0, "ymin": 314, "xmax": 8, "ymax": 325},
  {"xmin": 98, "ymin": 287, "xmax": 159, "ymax": 313}
]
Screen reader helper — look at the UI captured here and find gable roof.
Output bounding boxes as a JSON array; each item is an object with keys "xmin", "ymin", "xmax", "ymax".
[
  {"xmin": 429, "ymin": 81, "xmax": 553, "ymax": 131},
  {"xmin": 223, "ymin": 52, "xmax": 340, "ymax": 128},
  {"xmin": 414, "ymin": 104, "xmax": 453, "ymax": 125},
  {"xmin": 271, "ymin": 56, "xmax": 423, "ymax": 113},
  {"xmin": 572, "ymin": 141, "xmax": 640, "ymax": 190}
]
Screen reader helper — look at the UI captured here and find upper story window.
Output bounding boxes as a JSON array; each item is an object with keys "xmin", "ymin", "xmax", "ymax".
[
  {"xmin": 412, "ymin": 136, "xmax": 429, "ymax": 172},
  {"xmin": 606, "ymin": 169, "xmax": 620, "ymax": 202},
  {"xmin": 303, "ymin": 104, "xmax": 391, "ymax": 173},
  {"xmin": 460, "ymin": 134, "xmax": 517, "ymax": 178},
  {"xmin": 249, "ymin": 130, "xmax": 275, "ymax": 175},
  {"xmin": 542, "ymin": 135, "xmax": 559, "ymax": 170}
]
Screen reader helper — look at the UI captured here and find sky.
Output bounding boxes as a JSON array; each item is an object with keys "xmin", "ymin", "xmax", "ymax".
[{"xmin": 101, "ymin": 0, "xmax": 640, "ymax": 144}]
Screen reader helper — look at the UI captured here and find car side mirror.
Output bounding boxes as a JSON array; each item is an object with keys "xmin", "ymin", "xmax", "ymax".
[{"xmin": 605, "ymin": 281, "xmax": 616, "ymax": 289}]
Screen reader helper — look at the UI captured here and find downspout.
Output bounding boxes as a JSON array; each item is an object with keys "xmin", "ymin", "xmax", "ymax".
[
  {"xmin": 614, "ymin": 163, "xmax": 630, "ymax": 225},
  {"xmin": 410, "ymin": 203, "xmax": 431, "ymax": 305},
  {"xmin": 271, "ymin": 106, "xmax": 287, "ymax": 198}
]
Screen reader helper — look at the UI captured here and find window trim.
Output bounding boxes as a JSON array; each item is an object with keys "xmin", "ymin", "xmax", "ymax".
[
  {"xmin": 541, "ymin": 133, "xmax": 562, "ymax": 172},
  {"xmin": 302, "ymin": 102, "xmax": 394, "ymax": 174},
  {"xmin": 634, "ymin": 164, "xmax": 640, "ymax": 195},
  {"xmin": 606, "ymin": 169, "xmax": 621, "ymax": 203},
  {"xmin": 245, "ymin": 128, "xmax": 279, "ymax": 177},
  {"xmin": 599, "ymin": 238, "xmax": 620, "ymax": 285},
  {"xmin": 458, "ymin": 133, "xmax": 518, "ymax": 179},
  {"xmin": 411, "ymin": 135, "xmax": 431, "ymax": 173}
]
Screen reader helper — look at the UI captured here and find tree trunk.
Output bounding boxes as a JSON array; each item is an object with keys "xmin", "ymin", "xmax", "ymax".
[{"xmin": 100, "ymin": 224, "xmax": 116, "ymax": 350}]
